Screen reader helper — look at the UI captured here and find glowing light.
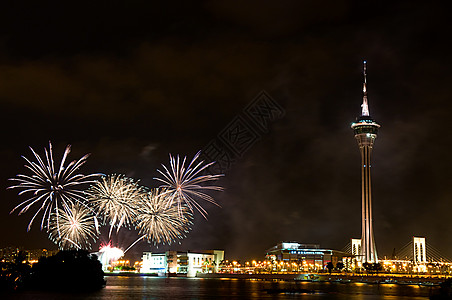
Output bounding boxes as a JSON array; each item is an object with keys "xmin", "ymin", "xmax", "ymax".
[
  {"xmin": 97, "ymin": 244, "xmax": 124, "ymax": 269},
  {"xmin": 361, "ymin": 98, "xmax": 370, "ymax": 116},
  {"xmin": 48, "ymin": 203, "xmax": 99, "ymax": 250},
  {"xmin": 89, "ymin": 174, "xmax": 145, "ymax": 237},
  {"xmin": 154, "ymin": 151, "xmax": 223, "ymax": 218},
  {"xmin": 8, "ymin": 142, "xmax": 100, "ymax": 232},
  {"xmin": 135, "ymin": 188, "xmax": 193, "ymax": 245}
]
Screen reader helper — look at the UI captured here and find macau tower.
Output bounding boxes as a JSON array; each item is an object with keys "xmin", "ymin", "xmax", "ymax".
[{"xmin": 351, "ymin": 61, "xmax": 380, "ymax": 263}]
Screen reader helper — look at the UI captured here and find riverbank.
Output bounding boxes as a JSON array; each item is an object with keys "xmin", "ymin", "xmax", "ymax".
[
  {"xmin": 105, "ymin": 271, "xmax": 449, "ymax": 286},
  {"xmin": 197, "ymin": 273, "xmax": 447, "ymax": 285}
]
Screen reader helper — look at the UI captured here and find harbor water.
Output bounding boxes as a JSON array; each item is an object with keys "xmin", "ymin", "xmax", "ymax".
[{"xmin": 3, "ymin": 275, "xmax": 437, "ymax": 299}]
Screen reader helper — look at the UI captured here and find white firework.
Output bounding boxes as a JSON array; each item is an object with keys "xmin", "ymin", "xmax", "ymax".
[
  {"xmin": 88, "ymin": 174, "xmax": 145, "ymax": 237},
  {"xmin": 154, "ymin": 151, "xmax": 223, "ymax": 219},
  {"xmin": 9, "ymin": 141, "xmax": 100, "ymax": 231},
  {"xmin": 48, "ymin": 203, "xmax": 99, "ymax": 250},
  {"xmin": 135, "ymin": 188, "xmax": 193, "ymax": 245}
]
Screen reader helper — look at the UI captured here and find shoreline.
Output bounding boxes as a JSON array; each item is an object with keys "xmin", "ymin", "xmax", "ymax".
[
  {"xmin": 104, "ymin": 272, "xmax": 448, "ymax": 285},
  {"xmin": 198, "ymin": 273, "xmax": 445, "ymax": 285}
]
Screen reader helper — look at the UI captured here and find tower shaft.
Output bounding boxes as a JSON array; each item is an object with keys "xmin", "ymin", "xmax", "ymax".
[{"xmin": 356, "ymin": 134, "xmax": 378, "ymax": 263}]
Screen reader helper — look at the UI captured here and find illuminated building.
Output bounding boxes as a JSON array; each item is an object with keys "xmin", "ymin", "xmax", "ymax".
[
  {"xmin": 140, "ymin": 252, "xmax": 167, "ymax": 274},
  {"xmin": 0, "ymin": 246, "xmax": 24, "ymax": 263},
  {"xmin": 141, "ymin": 250, "xmax": 224, "ymax": 277},
  {"xmin": 265, "ymin": 242, "xmax": 349, "ymax": 271},
  {"xmin": 0, "ymin": 246, "xmax": 57, "ymax": 263},
  {"xmin": 351, "ymin": 61, "xmax": 380, "ymax": 263},
  {"xmin": 26, "ymin": 248, "xmax": 57, "ymax": 262}
]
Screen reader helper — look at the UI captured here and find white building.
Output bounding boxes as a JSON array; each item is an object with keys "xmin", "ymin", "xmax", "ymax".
[
  {"xmin": 141, "ymin": 250, "xmax": 224, "ymax": 277},
  {"xmin": 141, "ymin": 252, "xmax": 167, "ymax": 275}
]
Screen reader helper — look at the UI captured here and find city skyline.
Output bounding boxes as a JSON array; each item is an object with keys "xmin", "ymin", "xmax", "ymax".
[{"xmin": 1, "ymin": 1, "xmax": 451, "ymax": 262}]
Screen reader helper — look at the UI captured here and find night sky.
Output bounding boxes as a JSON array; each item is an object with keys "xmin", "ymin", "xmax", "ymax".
[{"xmin": 1, "ymin": 1, "xmax": 451, "ymax": 262}]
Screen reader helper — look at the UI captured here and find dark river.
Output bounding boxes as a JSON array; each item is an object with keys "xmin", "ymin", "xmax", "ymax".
[{"xmin": 3, "ymin": 276, "xmax": 438, "ymax": 299}]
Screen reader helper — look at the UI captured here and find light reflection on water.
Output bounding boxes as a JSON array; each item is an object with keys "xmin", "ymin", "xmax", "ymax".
[{"xmin": 3, "ymin": 276, "xmax": 435, "ymax": 299}]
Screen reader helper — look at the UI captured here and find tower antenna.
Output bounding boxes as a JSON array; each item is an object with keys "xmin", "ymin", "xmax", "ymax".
[{"xmin": 361, "ymin": 60, "xmax": 370, "ymax": 116}]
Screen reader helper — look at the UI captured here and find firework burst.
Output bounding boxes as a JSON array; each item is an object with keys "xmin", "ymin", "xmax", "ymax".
[
  {"xmin": 154, "ymin": 151, "xmax": 223, "ymax": 219},
  {"xmin": 8, "ymin": 142, "xmax": 100, "ymax": 232},
  {"xmin": 48, "ymin": 203, "xmax": 99, "ymax": 250},
  {"xmin": 89, "ymin": 174, "xmax": 145, "ymax": 237},
  {"xmin": 135, "ymin": 188, "xmax": 193, "ymax": 245},
  {"xmin": 96, "ymin": 244, "xmax": 124, "ymax": 269}
]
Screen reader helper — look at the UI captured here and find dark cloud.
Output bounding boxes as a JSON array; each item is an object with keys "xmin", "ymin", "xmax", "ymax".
[{"xmin": 1, "ymin": 1, "xmax": 451, "ymax": 262}]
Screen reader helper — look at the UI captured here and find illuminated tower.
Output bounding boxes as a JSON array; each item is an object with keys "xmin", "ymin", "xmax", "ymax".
[{"xmin": 351, "ymin": 61, "xmax": 380, "ymax": 263}]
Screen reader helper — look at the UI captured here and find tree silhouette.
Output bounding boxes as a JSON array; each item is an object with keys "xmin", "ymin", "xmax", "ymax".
[
  {"xmin": 28, "ymin": 250, "xmax": 105, "ymax": 291},
  {"xmin": 363, "ymin": 262, "xmax": 382, "ymax": 274},
  {"xmin": 326, "ymin": 262, "xmax": 334, "ymax": 274},
  {"xmin": 0, "ymin": 251, "xmax": 32, "ymax": 291}
]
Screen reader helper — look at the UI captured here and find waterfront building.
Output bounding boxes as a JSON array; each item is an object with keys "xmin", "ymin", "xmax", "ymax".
[
  {"xmin": 141, "ymin": 250, "xmax": 224, "ymax": 277},
  {"xmin": 265, "ymin": 242, "xmax": 349, "ymax": 272},
  {"xmin": 351, "ymin": 61, "xmax": 380, "ymax": 263},
  {"xmin": 141, "ymin": 252, "xmax": 167, "ymax": 274}
]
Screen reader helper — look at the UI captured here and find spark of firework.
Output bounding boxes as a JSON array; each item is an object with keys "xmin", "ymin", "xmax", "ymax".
[
  {"xmin": 133, "ymin": 188, "xmax": 193, "ymax": 247},
  {"xmin": 48, "ymin": 203, "xmax": 99, "ymax": 250},
  {"xmin": 96, "ymin": 244, "xmax": 124, "ymax": 270},
  {"xmin": 88, "ymin": 174, "xmax": 145, "ymax": 237},
  {"xmin": 8, "ymin": 142, "xmax": 100, "ymax": 232},
  {"xmin": 154, "ymin": 151, "xmax": 223, "ymax": 219}
]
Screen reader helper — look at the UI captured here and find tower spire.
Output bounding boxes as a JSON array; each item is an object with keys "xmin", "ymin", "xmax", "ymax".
[{"xmin": 361, "ymin": 60, "xmax": 370, "ymax": 116}]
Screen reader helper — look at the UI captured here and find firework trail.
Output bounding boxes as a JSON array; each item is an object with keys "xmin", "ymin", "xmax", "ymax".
[
  {"xmin": 89, "ymin": 174, "xmax": 145, "ymax": 237},
  {"xmin": 48, "ymin": 203, "xmax": 99, "ymax": 250},
  {"xmin": 154, "ymin": 151, "xmax": 223, "ymax": 219},
  {"xmin": 131, "ymin": 188, "xmax": 192, "ymax": 247},
  {"xmin": 8, "ymin": 142, "xmax": 100, "ymax": 232}
]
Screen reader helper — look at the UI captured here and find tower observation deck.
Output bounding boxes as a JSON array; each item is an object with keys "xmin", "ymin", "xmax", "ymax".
[{"xmin": 351, "ymin": 61, "xmax": 380, "ymax": 263}]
